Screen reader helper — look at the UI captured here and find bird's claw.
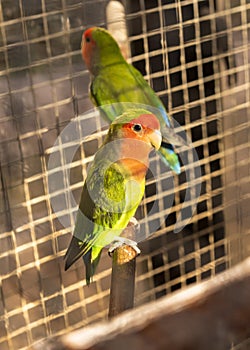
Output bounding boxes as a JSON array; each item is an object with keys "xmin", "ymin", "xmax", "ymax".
[{"xmin": 108, "ymin": 237, "xmax": 141, "ymax": 256}]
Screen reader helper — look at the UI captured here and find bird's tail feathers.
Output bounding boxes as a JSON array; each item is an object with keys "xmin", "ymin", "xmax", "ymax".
[
  {"xmin": 159, "ymin": 144, "xmax": 181, "ymax": 174},
  {"xmin": 64, "ymin": 236, "xmax": 87, "ymax": 271},
  {"xmin": 83, "ymin": 247, "xmax": 102, "ymax": 285},
  {"xmin": 64, "ymin": 236, "xmax": 103, "ymax": 285}
]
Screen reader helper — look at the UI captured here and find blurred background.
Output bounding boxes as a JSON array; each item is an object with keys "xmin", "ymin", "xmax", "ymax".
[{"xmin": 0, "ymin": 0, "xmax": 249, "ymax": 349}]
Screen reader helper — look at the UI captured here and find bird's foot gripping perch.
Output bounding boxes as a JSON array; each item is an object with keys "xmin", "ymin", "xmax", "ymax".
[
  {"xmin": 108, "ymin": 237, "xmax": 141, "ymax": 257},
  {"xmin": 108, "ymin": 216, "xmax": 141, "ymax": 257}
]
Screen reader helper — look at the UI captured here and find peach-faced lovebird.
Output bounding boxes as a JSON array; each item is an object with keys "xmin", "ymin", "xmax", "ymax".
[
  {"xmin": 64, "ymin": 109, "xmax": 162, "ymax": 284},
  {"xmin": 81, "ymin": 26, "xmax": 180, "ymax": 174}
]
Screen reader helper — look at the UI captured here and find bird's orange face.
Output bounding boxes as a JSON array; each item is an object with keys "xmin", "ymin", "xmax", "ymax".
[
  {"xmin": 117, "ymin": 114, "xmax": 161, "ymax": 179},
  {"xmin": 81, "ymin": 27, "xmax": 97, "ymax": 71},
  {"xmin": 122, "ymin": 114, "xmax": 161, "ymax": 150},
  {"xmin": 81, "ymin": 26, "xmax": 124, "ymax": 74}
]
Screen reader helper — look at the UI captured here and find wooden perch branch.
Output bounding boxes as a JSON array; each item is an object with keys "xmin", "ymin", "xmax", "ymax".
[
  {"xmin": 34, "ymin": 258, "xmax": 250, "ymax": 350},
  {"xmin": 108, "ymin": 244, "xmax": 139, "ymax": 319}
]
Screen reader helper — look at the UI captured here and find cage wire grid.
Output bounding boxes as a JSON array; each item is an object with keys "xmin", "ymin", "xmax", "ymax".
[{"xmin": 0, "ymin": 0, "xmax": 249, "ymax": 349}]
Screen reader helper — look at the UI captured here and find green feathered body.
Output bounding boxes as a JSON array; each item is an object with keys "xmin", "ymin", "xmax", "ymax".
[
  {"xmin": 83, "ymin": 27, "xmax": 181, "ymax": 174},
  {"xmin": 64, "ymin": 109, "xmax": 159, "ymax": 284},
  {"xmin": 91, "ymin": 62, "xmax": 168, "ymax": 124}
]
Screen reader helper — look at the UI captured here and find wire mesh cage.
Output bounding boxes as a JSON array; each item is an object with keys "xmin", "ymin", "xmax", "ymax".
[{"xmin": 0, "ymin": 0, "xmax": 249, "ymax": 349}]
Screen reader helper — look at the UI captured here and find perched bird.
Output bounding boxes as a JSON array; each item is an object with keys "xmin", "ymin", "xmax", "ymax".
[
  {"xmin": 81, "ymin": 26, "xmax": 181, "ymax": 174},
  {"xmin": 64, "ymin": 109, "xmax": 162, "ymax": 284}
]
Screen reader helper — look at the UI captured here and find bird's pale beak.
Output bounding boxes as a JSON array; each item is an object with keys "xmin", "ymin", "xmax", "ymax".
[{"xmin": 149, "ymin": 129, "xmax": 162, "ymax": 150}]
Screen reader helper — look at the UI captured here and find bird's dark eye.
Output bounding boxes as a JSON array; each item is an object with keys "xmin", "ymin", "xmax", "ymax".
[
  {"xmin": 85, "ymin": 36, "xmax": 90, "ymax": 42},
  {"xmin": 132, "ymin": 124, "xmax": 142, "ymax": 132}
]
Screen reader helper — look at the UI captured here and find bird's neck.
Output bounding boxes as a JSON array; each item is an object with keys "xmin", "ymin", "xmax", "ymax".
[
  {"xmin": 118, "ymin": 140, "xmax": 151, "ymax": 181},
  {"xmin": 119, "ymin": 158, "xmax": 148, "ymax": 181}
]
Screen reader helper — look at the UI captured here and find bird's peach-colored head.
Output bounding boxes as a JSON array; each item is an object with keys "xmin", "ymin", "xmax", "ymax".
[
  {"xmin": 121, "ymin": 113, "xmax": 161, "ymax": 151},
  {"xmin": 113, "ymin": 112, "xmax": 161, "ymax": 179},
  {"xmin": 81, "ymin": 27, "xmax": 97, "ymax": 71},
  {"xmin": 103, "ymin": 110, "xmax": 162, "ymax": 180},
  {"xmin": 81, "ymin": 27, "xmax": 124, "ymax": 74}
]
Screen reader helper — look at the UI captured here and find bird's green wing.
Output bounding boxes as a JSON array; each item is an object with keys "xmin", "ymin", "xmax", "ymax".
[
  {"xmin": 64, "ymin": 159, "xmax": 143, "ymax": 269},
  {"xmin": 90, "ymin": 63, "xmax": 157, "ymax": 120},
  {"xmin": 90, "ymin": 62, "xmax": 170, "ymax": 126},
  {"xmin": 85, "ymin": 160, "xmax": 143, "ymax": 249}
]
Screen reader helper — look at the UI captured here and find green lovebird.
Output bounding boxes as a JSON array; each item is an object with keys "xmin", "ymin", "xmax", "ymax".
[
  {"xmin": 81, "ymin": 26, "xmax": 181, "ymax": 174},
  {"xmin": 64, "ymin": 109, "xmax": 162, "ymax": 284}
]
